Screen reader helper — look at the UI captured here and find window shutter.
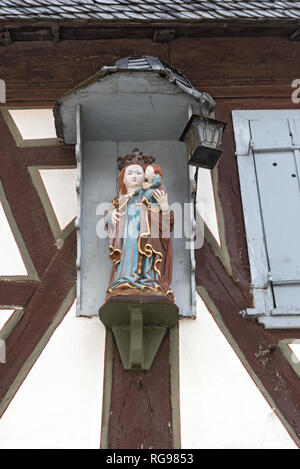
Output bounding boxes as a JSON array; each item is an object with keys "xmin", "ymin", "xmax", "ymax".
[
  {"xmin": 250, "ymin": 118, "xmax": 300, "ymax": 313},
  {"xmin": 232, "ymin": 110, "xmax": 300, "ymax": 328}
]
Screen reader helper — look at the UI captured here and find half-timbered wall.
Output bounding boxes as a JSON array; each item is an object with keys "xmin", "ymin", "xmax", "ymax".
[{"xmin": 0, "ymin": 29, "xmax": 300, "ymax": 448}]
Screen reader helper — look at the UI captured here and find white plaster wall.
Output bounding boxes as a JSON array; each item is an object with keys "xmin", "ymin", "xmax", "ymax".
[
  {"xmin": 196, "ymin": 168, "xmax": 220, "ymax": 245},
  {"xmin": 0, "ymin": 202, "xmax": 28, "ymax": 276},
  {"xmin": 0, "ymin": 302, "xmax": 106, "ymax": 449},
  {"xmin": 9, "ymin": 109, "xmax": 56, "ymax": 140},
  {"xmin": 0, "ymin": 309, "xmax": 15, "ymax": 331},
  {"xmin": 39, "ymin": 168, "xmax": 77, "ymax": 230},
  {"xmin": 179, "ymin": 294, "xmax": 297, "ymax": 449},
  {"xmin": 289, "ymin": 343, "xmax": 300, "ymax": 362}
]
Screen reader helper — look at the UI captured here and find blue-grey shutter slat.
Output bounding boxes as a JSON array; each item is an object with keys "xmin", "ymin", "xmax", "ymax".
[
  {"xmin": 250, "ymin": 119, "xmax": 300, "ymax": 311},
  {"xmin": 290, "ymin": 118, "xmax": 300, "ymax": 147},
  {"xmin": 250, "ymin": 119, "xmax": 291, "ymax": 151},
  {"xmin": 290, "ymin": 119, "xmax": 300, "ymax": 193},
  {"xmin": 272, "ymin": 285, "xmax": 300, "ymax": 311}
]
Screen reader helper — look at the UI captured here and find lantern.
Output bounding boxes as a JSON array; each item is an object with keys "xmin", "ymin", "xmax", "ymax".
[{"xmin": 180, "ymin": 114, "xmax": 227, "ymax": 169}]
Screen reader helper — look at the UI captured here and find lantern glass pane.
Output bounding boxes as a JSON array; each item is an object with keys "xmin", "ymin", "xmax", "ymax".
[
  {"xmin": 213, "ymin": 126, "xmax": 221, "ymax": 146},
  {"xmin": 196, "ymin": 119, "xmax": 205, "ymax": 143},
  {"xmin": 205, "ymin": 123, "xmax": 214, "ymax": 146},
  {"xmin": 187, "ymin": 124, "xmax": 199, "ymax": 156}
]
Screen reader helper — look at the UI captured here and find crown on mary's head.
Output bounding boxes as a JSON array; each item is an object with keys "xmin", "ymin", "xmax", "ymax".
[{"xmin": 117, "ymin": 148, "xmax": 155, "ymax": 172}]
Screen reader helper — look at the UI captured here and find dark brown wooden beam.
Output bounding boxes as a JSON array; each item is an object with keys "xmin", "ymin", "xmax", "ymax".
[
  {"xmin": 21, "ymin": 143, "xmax": 76, "ymax": 166},
  {"xmin": 107, "ymin": 332, "xmax": 174, "ymax": 449},
  {"xmin": 0, "ymin": 27, "xmax": 12, "ymax": 45},
  {"xmin": 0, "ymin": 113, "xmax": 57, "ymax": 277},
  {"xmin": 0, "ymin": 36, "xmax": 299, "ymax": 103},
  {"xmin": 0, "ymin": 280, "xmax": 39, "ymax": 307},
  {"xmin": 0, "ymin": 19, "xmax": 298, "ymax": 42},
  {"xmin": 0, "ymin": 229, "xmax": 76, "ymax": 405}
]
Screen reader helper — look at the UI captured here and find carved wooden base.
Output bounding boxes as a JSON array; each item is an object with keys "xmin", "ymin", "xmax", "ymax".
[
  {"xmin": 105, "ymin": 286, "xmax": 175, "ymax": 303},
  {"xmin": 99, "ymin": 295, "xmax": 179, "ymax": 370}
]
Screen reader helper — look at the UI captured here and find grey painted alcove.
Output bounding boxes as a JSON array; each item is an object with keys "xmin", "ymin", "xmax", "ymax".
[
  {"xmin": 81, "ymin": 139, "xmax": 192, "ymax": 317},
  {"xmin": 54, "ymin": 64, "xmax": 212, "ymax": 318}
]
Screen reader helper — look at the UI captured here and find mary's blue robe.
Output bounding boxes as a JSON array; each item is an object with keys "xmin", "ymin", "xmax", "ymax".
[{"xmin": 110, "ymin": 191, "xmax": 159, "ymax": 291}]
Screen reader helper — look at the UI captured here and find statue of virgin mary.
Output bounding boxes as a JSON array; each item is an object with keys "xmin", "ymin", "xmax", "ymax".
[{"xmin": 104, "ymin": 148, "xmax": 174, "ymax": 302}]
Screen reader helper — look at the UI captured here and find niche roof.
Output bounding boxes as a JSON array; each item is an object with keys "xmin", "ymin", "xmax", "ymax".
[
  {"xmin": 0, "ymin": 1, "xmax": 299, "ymax": 21},
  {"xmin": 53, "ymin": 55, "xmax": 215, "ymax": 144}
]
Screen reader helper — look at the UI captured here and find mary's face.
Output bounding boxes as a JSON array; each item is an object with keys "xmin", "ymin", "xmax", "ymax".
[{"xmin": 123, "ymin": 164, "xmax": 145, "ymax": 191}]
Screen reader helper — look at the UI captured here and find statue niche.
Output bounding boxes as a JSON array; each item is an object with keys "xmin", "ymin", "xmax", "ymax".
[{"xmin": 99, "ymin": 148, "xmax": 179, "ymax": 370}]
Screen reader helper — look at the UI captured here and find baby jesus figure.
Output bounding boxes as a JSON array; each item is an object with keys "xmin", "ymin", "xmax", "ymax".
[{"xmin": 142, "ymin": 164, "xmax": 165, "ymax": 204}]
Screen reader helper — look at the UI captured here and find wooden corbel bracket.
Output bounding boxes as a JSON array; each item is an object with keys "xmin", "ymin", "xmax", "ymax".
[{"xmin": 99, "ymin": 295, "xmax": 179, "ymax": 370}]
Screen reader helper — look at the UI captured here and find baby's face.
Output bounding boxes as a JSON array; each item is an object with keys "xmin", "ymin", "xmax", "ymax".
[{"xmin": 145, "ymin": 165, "xmax": 155, "ymax": 179}]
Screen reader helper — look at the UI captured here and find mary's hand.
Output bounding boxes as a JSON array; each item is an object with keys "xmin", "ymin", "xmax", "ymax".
[
  {"xmin": 152, "ymin": 190, "xmax": 169, "ymax": 212},
  {"xmin": 111, "ymin": 209, "xmax": 124, "ymax": 226}
]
